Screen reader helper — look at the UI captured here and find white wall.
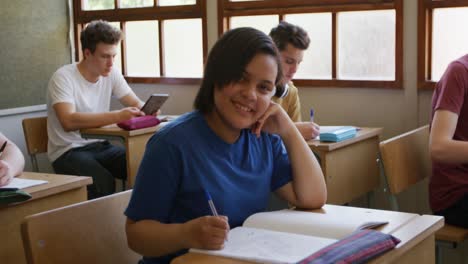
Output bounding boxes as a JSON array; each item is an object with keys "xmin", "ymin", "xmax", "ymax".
[{"xmin": 0, "ymin": 107, "xmax": 53, "ymax": 173}]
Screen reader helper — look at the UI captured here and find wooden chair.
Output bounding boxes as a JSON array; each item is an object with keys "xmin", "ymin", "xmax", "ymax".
[
  {"xmin": 378, "ymin": 125, "xmax": 468, "ymax": 263},
  {"xmin": 21, "ymin": 116, "xmax": 126, "ymax": 190},
  {"xmin": 22, "ymin": 116, "xmax": 48, "ymax": 172},
  {"xmin": 21, "ymin": 190, "xmax": 140, "ymax": 264}
]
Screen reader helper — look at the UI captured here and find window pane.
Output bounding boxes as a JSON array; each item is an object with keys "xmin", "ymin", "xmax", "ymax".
[
  {"xmin": 82, "ymin": 0, "xmax": 114, "ymax": 10},
  {"xmin": 432, "ymin": 7, "xmax": 468, "ymax": 81},
  {"xmin": 125, "ymin": 21, "xmax": 160, "ymax": 76},
  {"xmin": 163, "ymin": 19, "xmax": 203, "ymax": 77},
  {"xmin": 230, "ymin": 15, "xmax": 279, "ymax": 35},
  {"xmin": 120, "ymin": 0, "xmax": 153, "ymax": 8},
  {"xmin": 337, "ymin": 10, "xmax": 395, "ymax": 80},
  {"xmin": 109, "ymin": 22, "xmax": 123, "ymax": 72},
  {"xmin": 158, "ymin": 0, "xmax": 196, "ymax": 6},
  {"xmin": 285, "ymin": 13, "xmax": 332, "ymax": 79}
]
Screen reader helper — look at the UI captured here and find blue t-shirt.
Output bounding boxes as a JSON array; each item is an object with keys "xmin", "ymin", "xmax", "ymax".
[{"xmin": 125, "ymin": 111, "xmax": 292, "ymax": 264}]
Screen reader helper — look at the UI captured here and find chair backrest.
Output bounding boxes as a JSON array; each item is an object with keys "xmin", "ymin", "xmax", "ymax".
[
  {"xmin": 21, "ymin": 190, "xmax": 140, "ymax": 264},
  {"xmin": 22, "ymin": 117, "xmax": 48, "ymax": 172},
  {"xmin": 379, "ymin": 125, "xmax": 468, "ymax": 260},
  {"xmin": 379, "ymin": 125, "xmax": 430, "ymax": 196}
]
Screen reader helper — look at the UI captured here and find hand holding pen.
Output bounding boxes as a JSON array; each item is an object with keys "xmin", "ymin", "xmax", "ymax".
[
  {"xmin": 205, "ymin": 190, "xmax": 230, "ymax": 241},
  {"xmin": 182, "ymin": 191, "xmax": 229, "ymax": 250},
  {"xmin": 295, "ymin": 108, "xmax": 320, "ymax": 140}
]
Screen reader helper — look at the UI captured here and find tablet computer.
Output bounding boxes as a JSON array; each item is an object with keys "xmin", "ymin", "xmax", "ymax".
[{"xmin": 141, "ymin": 93, "xmax": 169, "ymax": 115}]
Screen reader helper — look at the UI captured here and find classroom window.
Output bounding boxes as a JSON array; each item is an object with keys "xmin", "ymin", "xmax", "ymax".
[
  {"xmin": 163, "ymin": 19, "xmax": 203, "ymax": 77},
  {"xmin": 337, "ymin": 10, "xmax": 395, "ymax": 81},
  {"xmin": 158, "ymin": 0, "xmax": 196, "ymax": 6},
  {"xmin": 285, "ymin": 13, "xmax": 332, "ymax": 80},
  {"xmin": 120, "ymin": 0, "xmax": 154, "ymax": 8},
  {"xmin": 418, "ymin": 0, "xmax": 468, "ymax": 89},
  {"xmin": 125, "ymin": 21, "xmax": 160, "ymax": 76},
  {"xmin": 73, "ymin": 0, "xmax": 207, "ymax": 84},
  {"xmin": 83, "ymin": 0, "xmax": 114, "ymax": 10},
  {"xmin": 218, "ymin": 0, "xmax": 403, "ymax": 89},
  {"xmin": 230, "ymin": 15, "xmax": 279, "ymax": 35}
]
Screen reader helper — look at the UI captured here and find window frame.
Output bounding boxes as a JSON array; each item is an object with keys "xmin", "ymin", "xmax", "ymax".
[
  {"xmin": 417, "ymin": 0, "xmax": 468, "ymax": 89},
  {"xmin": 218, "ymin": 0, "xmax": 403, "ymax": 89},
  {"xmin": 73, "ymin": 0, "xmax": 207, "ymax": 84}
]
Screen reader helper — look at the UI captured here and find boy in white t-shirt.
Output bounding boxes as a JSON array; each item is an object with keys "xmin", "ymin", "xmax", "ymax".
[{"xmin": 47, "ymin": 20, "xmax": 145, "ymax": 199}]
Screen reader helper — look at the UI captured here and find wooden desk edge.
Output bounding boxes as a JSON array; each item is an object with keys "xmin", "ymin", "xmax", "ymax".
[
  {"xmin": 308, "ymin": 127, "xmax": 383, "ymax": 151},
  {"xmin": 14, "ymin": 172, "xmax": 92, "ymax": 204},
  {"xmin": 369, "ymin": 214, "xmax": 444, "ymax": 263}
]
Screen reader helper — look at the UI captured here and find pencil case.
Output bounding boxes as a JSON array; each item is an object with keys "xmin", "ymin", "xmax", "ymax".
[{"xmin": 117, "ymin": 116, "xmax": 161, "ymax": 131}]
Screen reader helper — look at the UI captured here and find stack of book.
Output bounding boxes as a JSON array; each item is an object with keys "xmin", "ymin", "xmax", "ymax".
[{"xmin": 319, "ymin": 126, "xmax": 357, "ymax": 142}]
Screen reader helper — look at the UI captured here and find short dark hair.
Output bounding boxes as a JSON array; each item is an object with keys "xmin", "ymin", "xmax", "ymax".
[
  {"xmin": 80, "ymin": 20, "xmax": 122, "ymax": 53},
  {"xmin": 194, "ymin": 27, "xmax": 282, "ymax": 114},
  {"xmin": 269, "ymin": 21, "xmax": 310, "ymax": 51}
]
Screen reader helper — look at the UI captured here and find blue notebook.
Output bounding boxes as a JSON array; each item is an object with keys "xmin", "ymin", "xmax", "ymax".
[{"xmin": 319, "ymin": 126, "xmax": 357, "ymax": 142}]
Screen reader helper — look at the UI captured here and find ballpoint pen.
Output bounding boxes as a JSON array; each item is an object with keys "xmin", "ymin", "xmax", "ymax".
[
  {"xmin": 310, "ymin": 108, "xmax": 314, "ymax": 122},
  {"xmin": 0, "ymin": 141, "xmax": 7, "ymax": 158},
  {"xmin": 205, "ymin": 190, "xmax": 229, "ymax": 241},
  {"xmin": 204, "ymin": 190, "xmax": 219, "ymax": 217}
]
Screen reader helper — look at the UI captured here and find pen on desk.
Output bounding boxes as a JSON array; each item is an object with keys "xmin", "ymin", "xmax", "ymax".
[
  {"xmin": 0, "ymin": 141, "xmax": 7, "ymax": 158},
  {"xmin": 204, "ymin": 190, "xmax": 219, "ymax": 217},
  {"xmin": 310, "ymin": 108, "xmax": 314, "ymax": 122}
]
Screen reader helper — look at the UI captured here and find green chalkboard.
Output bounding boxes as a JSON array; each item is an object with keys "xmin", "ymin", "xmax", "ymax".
[{"xmin": 0, "ymin": 0, "xmax": 71, "ymax": 109}]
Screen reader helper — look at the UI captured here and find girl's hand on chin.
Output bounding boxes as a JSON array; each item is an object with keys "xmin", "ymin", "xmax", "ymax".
[{"xmin": 251, "ymin": 102, "xmax": 293, "ymax": 137}]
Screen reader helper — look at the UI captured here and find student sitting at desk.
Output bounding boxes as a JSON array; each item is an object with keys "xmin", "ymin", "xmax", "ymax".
[
  {"xmin": 270, "ymin": 21, "xmax": 320, "ymax": 140},
  {"xmin": 125, "ymin": 27, "xmax": 327, "ymax": 264},
  {"xmin": 0, "ymin": 133, "xmax": 25, "ymax": 186},
  {"xmin": 47, "ymin": 20, "xmax": 147, "ymax": 199},
  {"xmin": 429, "ymin": 54, "xmax": 468, "ymax": 228}
]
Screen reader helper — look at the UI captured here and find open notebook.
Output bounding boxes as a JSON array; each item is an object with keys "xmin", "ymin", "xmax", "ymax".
[{"xmin": 190, "ymin": 209, "xmax": 388, "ymax": 264}]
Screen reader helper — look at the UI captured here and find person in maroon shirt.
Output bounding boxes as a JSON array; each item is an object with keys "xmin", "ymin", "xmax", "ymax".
[{"xmin": 430, "ymin": 54, "xmax": 468, "ymax": 228}]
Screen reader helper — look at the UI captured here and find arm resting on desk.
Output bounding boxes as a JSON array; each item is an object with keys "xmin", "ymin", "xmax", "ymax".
[
  {"xmin": 53, "ymin": 102, "xmax": 144, "ymax": 131},
  {"xmin": 259, "ymin": 107, "xmax": 326, "ymax": 209}
]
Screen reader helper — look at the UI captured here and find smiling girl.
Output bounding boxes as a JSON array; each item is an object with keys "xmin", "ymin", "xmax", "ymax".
[{"xmin": 125, "ymin": 27, "xmax": 326, "ymax": 264}]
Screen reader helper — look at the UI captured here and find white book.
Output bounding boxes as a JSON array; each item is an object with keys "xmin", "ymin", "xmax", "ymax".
[{"xmin": 190, "ymin": 207, "xmax": 392, "ymax": 264}]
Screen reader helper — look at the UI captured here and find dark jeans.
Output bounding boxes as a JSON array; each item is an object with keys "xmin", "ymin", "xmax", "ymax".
[
  {"xmin": 52, "ymin": 141, "xmax": 127, "ymax": 199},
  {"xmin": 435, "ymin": 194, "xmax": 468, "ymax": 228}
]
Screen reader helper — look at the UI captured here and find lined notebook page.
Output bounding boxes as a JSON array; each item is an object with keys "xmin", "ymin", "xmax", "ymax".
[{"xmin": 190, "ymin": 227, "xmax": 336, "ymax": 264}]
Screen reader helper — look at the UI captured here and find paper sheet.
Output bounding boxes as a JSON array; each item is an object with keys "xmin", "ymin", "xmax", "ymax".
[{"xmin": 0, "ymin": 177, "xmax": 48, "ymax": 190}]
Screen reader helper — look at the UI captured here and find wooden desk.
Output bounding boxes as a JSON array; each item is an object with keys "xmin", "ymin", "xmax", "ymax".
[
  {"xmin": 308, "ymin": 127, "xmax": 383, "ymax": 205},
  {"xmin": 0, "ymin": 172, "xmax": 92, "ymax": 264},
  {"xmin": 81, "ymin": 120, "xmax": 173, "ymax": 188},
  {"xmin": 172, "ymin": 204, "xmax": 444, "ymax": 264}
]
